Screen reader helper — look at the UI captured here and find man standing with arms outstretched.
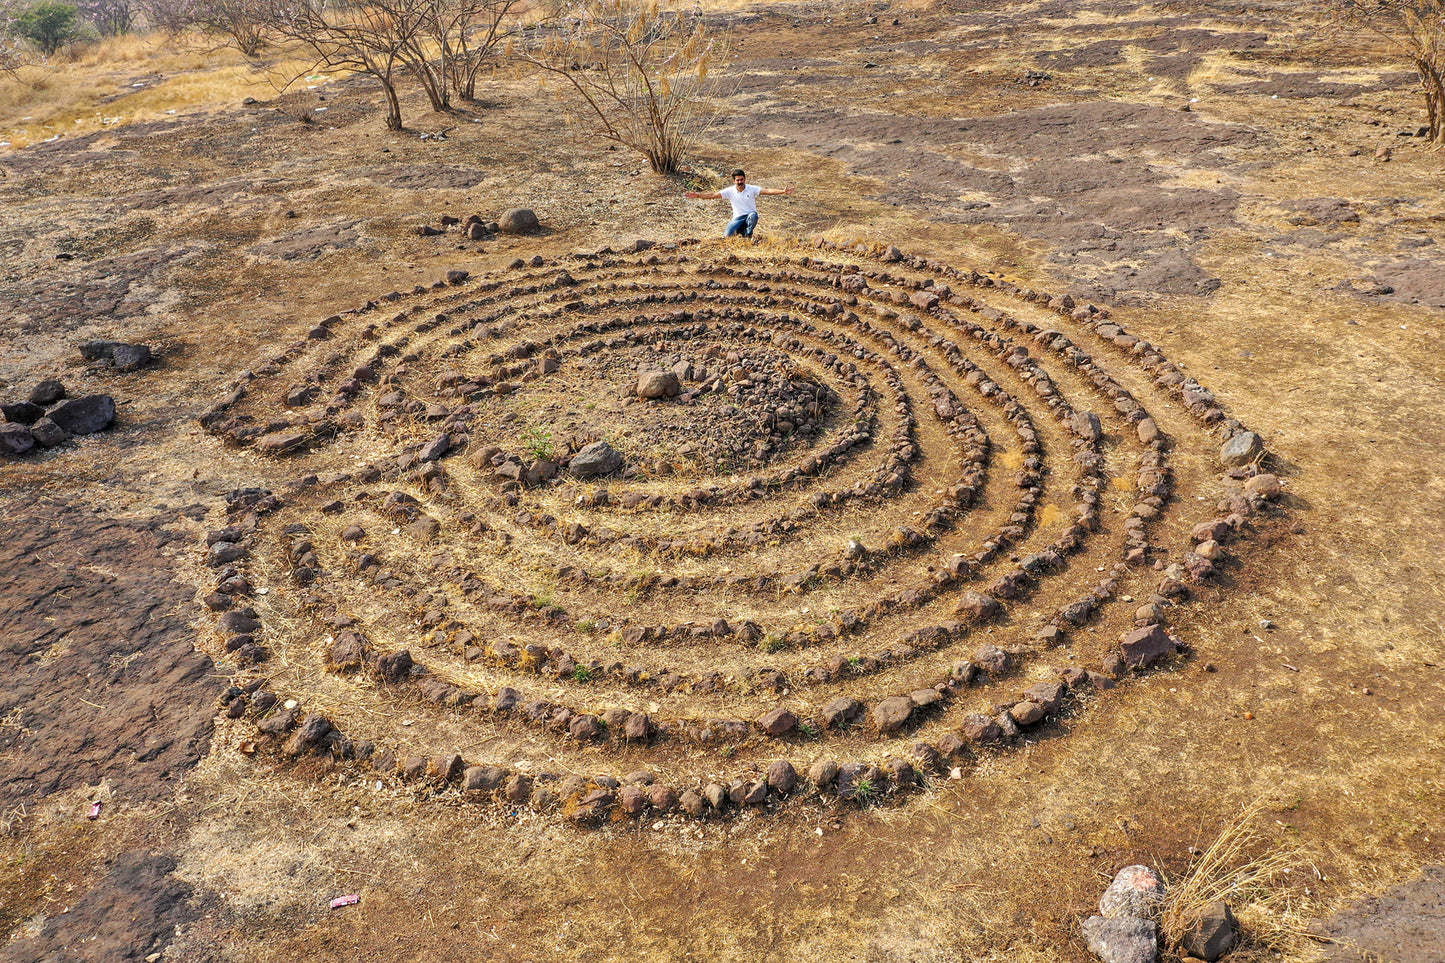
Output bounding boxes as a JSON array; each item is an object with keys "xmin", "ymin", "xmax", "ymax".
[{"xmin": 685, "ymin": 169, "xmax": 795, "ymax": 239}]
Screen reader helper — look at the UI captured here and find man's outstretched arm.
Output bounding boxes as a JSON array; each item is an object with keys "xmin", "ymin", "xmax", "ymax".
[
  {"xmin": 758, "ymin": 186, "xmax": 796, "ymax": 196},
  {"xmin": 685, "ymin": 191, "xmax": 724, "ymax": 200}
]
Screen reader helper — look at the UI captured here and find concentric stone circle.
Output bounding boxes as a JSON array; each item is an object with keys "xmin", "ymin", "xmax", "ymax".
[{"xmin": 197, "ymin": 237, "xmax": 1283, "ymax": 824}]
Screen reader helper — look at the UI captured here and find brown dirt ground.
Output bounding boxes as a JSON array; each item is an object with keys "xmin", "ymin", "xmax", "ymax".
[{"xmin": 2, "ymin": 1, "xmax": 1444, "ymax": 961}]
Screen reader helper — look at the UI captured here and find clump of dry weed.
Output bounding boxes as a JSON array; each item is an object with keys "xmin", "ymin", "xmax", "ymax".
[{"xmin": 1161, "ymin": 798, "xmax": 1322, "ymax": 961}]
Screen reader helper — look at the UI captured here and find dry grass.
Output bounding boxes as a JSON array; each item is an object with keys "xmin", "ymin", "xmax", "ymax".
[
  {"xmin": 1161, "ymin": 797, "xmax": 1324, "ymax": 961},
  {"xmin": 0, "ymin": 31, "xmax": 322, "ymax": 150}
]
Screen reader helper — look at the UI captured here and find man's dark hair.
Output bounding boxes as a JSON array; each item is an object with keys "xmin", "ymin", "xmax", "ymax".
[{"xmin": 731, "ymin": 169, "xmax": 745, "ymax": 178}]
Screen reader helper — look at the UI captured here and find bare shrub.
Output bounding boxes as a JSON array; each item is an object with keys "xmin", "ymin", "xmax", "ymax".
[
  {"xmin": 397, "ymin": 0, "xmax": 530, "ymax": 111},
  {"xmin": 510, "ymin": 0, "xmax": 726, "ymax": 174},
  {"xmin": 134, "ymin": 0, "xmax": 267, "ymax": 56},
  {"xmin": 74, "ymin": 0, "xmax": 133, "ymax": 35},
  {"xmin": 260, "ymin": 0, "xmax": 424, "ymax": 130},
  {"xmin": 1327, "ymin": 0, "xmax": 1445, "ymax": 144},
  {"xmin": 1, "ymin": 10, "xmax": 32, "ymax": 78},
  {"xmin": 445, "ymin": 0, "xmax": 526, "ymax": 101}
]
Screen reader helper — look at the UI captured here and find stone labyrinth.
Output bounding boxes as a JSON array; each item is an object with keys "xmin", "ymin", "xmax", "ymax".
[{"xmin": 198, "ymin": 238, "xmax": 1284, "ymax": 824}]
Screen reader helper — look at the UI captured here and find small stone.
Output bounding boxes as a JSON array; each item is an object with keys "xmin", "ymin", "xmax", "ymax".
[
  {"xmin": 680, "ymin": 789, "xmax": 706, "ymax": 816},
  {"xmin": 820, "ymin": 696, "xmax": 863, "ymax": 729},
  {"xmin": 1009, "ymin": 700, "xmax": 1046, "ymax": 726},
  {"xmin": 569, "ymin": 440, "xmax": 623, "ymax": 477},
  {"xmin": 870, "ymin": 696, "xmax": 915, "ymax": 734},
  {"xmin": 1219, "ymin": 431, "xmax": 1264, "ymax": 467},
  {"xmin": 110, "ymin": 342, "xmax": 152, "ymax": 372},
  {"xmin": 1244, "ymin": 473, "xmax": 1281, "ymax": 498},
  {"xmin": 1, "ymin": 401, "xmax": 43, "ymax": 424},
  {"xmin": 1081, "ymin": 915, "xmax": 1158, "ymax": 963},
  {"xmin": 807, "ymin": 759, "xmax": 839, "ymax": 790},
  {"xmin": 374, "ymin": 649, "xmax": 414, "ymax": 682},
  {"xmin": 637, "ymin": 370, "xmax": 681, "ymax": 399},
  {"xmin": 957, "ymin": 591, "xmax": 1002, "ymax": 622},
  {"xmin": 618, "ymin": 785, "xmax": 650, "ymax": 815},
  {"xmin": 1180, "ymin": 901, "xmax": 1236, "ymax": 961},
  {"xmin": 216, "ymin": 610, "xmax": 260, "ymax": 635},
  {"xmin": 1, "ymin": 422, "xmax": 36, "ymax": 454},
  {"xmin": 973, "ymin": 644, "xmax": 1010, "ymax": 674},
  {"xmin": 429, "ymin": 753, "xmax": 465, "ymax": 781},
  {"xmin": 257, "ymin": 707, "xmax": 298, "ymax": 735},
  {"xmin": 766, "ymin": 760, "xmax": 797, "ymax": 794},
  {"xmin": 418, "ymin": 434, "xmax": 451, "ymax": 462},
  {"xmin": 28, "ymin": 379, "xmax": 66, "ymax": 406},
  {"xmin": 960, "ymin": 714, "xmax": 1003, "ymax": 744},
  {"xmin": 623, "ymin": 712, "xmax": 654, "ymax": 741},
  {"xmin": 254, "ymin": 429, "xmax": 308, "ymax": 453},
  {"xmin": 462, "ymin": 765, "xmax": 506, "ymax": 793},
  {"xmin": 1071, "ymin": 411, "xmax": 1103, "ymax": 441},
  {"xmin": 283, "ymin": 714, "xmax": 333, "ymax": 756},
  {"xmin": 756, "ymin": 707, "xmax": 798, "ymax": 736},
  {"xmin": 1119, "ymin": 624, "xmax": 1173, "ymax": 668},
  {"xmin": 703, "ymin": 782, "xmax": 727, "ymax": 810},
  {"xmin": 570, "ymin": 788, "xmax": 615, "ymax": 822},
  {"xmin": 503, "ymin": 774, "xmax": 533, "ymax": 802},
  {"xmin": 208, "ymin": 541, "xmax": 248, "ymax": 566},
  {"xmin": 1100, "ymin": 864, "xmax": 1166, "ymax": 919},
  {"xmin": 28, "ymin": 417, "xmax": 67, "ymax": 448}
]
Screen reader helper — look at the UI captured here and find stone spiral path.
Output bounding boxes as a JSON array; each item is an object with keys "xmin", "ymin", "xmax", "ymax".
[{"xmin": 196, "ymin": 237, "xmax": 1283, "ymax": 824}]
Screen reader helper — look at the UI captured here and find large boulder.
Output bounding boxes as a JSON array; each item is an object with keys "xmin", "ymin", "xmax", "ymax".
[
  {"xmin": 47, "ymin": 394, "xmax": 116, "ymax": 435},
  {"xmin": 569, "ymin": 440, "xmax": 623, "ymax": 477},
  {"xmin": 497, "ymin": 208, "xmax": 540, "ymax": 235}
]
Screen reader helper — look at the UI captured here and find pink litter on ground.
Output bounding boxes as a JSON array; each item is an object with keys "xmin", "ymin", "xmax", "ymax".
[
  {"xmin": 329, "ymin": 894, "xmax": 360, "ymax": 909},
  {"xmin": 87, "ymin": 802, "xmax": 102, "ymax": 819}
]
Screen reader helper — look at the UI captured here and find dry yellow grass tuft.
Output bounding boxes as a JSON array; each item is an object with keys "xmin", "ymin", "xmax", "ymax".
[
  {"xmin": 1161, "ymin": 797, "xmax": 1327, "ymax": 961},
  {"xmin": 0, "ymin": 31, "xmax": 324, "ymax": 149}
]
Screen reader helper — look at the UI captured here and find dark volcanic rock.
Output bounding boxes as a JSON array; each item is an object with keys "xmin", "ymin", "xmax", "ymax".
[
  {"xmin": 27, "ymin": 380, "xmax": 66, "ymax": 406},
  {"xmin": 1, "ymin": 422, "xmax": 36, "ymax": 454},
  {"xmin": 28, "ymin": 417, "xmax": 67, "ymax": 448},
  {"xmin": 47, "ymin": 394, "xmax": 116, "ymax": 435},
  {"xmin": 0, "ymin": 499, "xmax": 219, "ymax": 808},
  {"xmin": 80, "ymin": 340, "xmax": 152, "ymax": 371},
  {"xmin": 1, "ymin": 401, "xmax": 43, "ymax": 424}
]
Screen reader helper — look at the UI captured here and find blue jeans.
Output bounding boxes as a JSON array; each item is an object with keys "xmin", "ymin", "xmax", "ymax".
[{"xmin": 725, "ymin": 212, "xmax": 758, "ymax": 237}]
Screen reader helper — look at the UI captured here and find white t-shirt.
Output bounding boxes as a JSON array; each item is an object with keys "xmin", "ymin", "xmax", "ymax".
[{"xmin": 720, "ymin": 184, "xmax": 762, "ymax": 216}]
